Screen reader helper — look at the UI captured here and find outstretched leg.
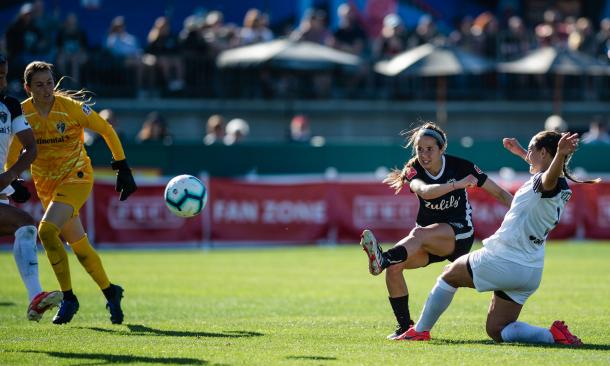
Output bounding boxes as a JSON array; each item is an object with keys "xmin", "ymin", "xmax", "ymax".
[{"xmin": 490, "ymin": 295, "xmax": 582, "ymax": 345}]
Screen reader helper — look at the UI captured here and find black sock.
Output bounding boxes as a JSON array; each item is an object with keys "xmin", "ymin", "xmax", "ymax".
[
  {"xmin": 389, "ymin": 295, "xmax": 413, "ymax": 330},
  {"xmin": 63, "ymin": 290, "xmax": 77, "ymax": 302},
  {"xmin": 383, "ymin": 246, "xmax": 408, "ymax": 265},
  {"xmin": 102, "ymin": 284, "xmax": 115, "ymax": 301}
]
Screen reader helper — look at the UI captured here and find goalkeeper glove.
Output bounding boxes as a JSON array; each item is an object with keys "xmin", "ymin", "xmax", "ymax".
[
  {"xmin": 111, "ymin": 159, "xmax": 137, "ymax": 201},
  {"xmin": 10, "ymin": 179, "xmax": 31, "ymax": 203}
]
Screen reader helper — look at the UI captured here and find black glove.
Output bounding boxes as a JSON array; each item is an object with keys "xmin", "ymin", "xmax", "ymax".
[
  {"xmin": 111, "ymin": 159, "xmax": 137, "ymax": 201},
  {"xmin": 10, "ymin": 179, "xmax": 31, "ymax": 203}
]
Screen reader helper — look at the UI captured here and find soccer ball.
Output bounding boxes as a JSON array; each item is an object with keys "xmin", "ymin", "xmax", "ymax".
[{"xmin": 164, "ymin": 175, "xmax": 208, "ymax": 218}]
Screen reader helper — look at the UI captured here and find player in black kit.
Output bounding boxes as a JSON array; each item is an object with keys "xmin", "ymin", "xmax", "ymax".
[{"xmin": 360, "ymin": 122, "xmax": 513, "ymax": 340}]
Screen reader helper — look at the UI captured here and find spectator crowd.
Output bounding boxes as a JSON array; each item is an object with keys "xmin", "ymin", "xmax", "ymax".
[{"xmin": 2, "ymin": 1, "xmax": 610, "ymax": 100}]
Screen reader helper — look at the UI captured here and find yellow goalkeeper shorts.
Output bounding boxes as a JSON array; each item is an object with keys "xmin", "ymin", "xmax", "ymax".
[{"xmin": 40, "ymin": 181, "xmax": 93, "ymax": 217}]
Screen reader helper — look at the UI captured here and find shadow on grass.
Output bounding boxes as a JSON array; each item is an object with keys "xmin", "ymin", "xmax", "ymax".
[
  {"xmin": 22, "ymin": 350, "xmax": 210, "ymax": 365},
  {"xmin": 435, "ymin": 338, "xmax": 610, "ymax": 351},
  {"xmin": 0, "ymin": 302, "xmax": 16, "ymax": 307},
  {"xmin": 286, "ymin": 355, "xmax": 337, "ymax": 361},
  {"xmin": 82, "ymin": 324, "xmax": 264, "ymax": 338}
]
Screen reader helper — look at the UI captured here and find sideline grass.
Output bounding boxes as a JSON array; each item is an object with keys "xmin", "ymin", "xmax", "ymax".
[{"xmin": 0, "ymin": 242, "xmax": 609, "ymax": 365}]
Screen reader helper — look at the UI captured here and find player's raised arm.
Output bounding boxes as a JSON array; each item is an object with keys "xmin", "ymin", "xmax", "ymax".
[
  {"xmin": 503, "ymin": 137, "xmax": 527, "ymax": 161},
  {"xmin": 540, "ymin": 132, "xmax": 578, "ymax": 192}
]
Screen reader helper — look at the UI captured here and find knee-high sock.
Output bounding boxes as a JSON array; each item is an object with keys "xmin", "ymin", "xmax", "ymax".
[
  {"xmin": 389, "ymin": 295, "xmax": 412, "ymax": 330},
  {"xmin": 500, "ymin": 321, "xmax": 554, "ymax": 344},
  {"xmin": 69, "ymin": 235, "xmax": 110, "ymax": 290},
  {"xmin": 414, "ymin": 278, "xmax": 457, "ymax": 332},
  {"xmin": 13, "ymin": 225, "xmax": 43, "ymax": 301},
  {"xmin": 38, "ymin": 221, "xmax": 71, "ymax": 291}
]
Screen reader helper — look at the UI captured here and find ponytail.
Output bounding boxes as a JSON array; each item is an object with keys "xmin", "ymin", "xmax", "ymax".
[
  {"xmin": 562, "ymin": 155, "xmax": 601, "ymax": 184},
  {"xmin": 384, "ymin": 157, "xmax": 418, "ymax": 194},
  {"xmin": 54, "ymin": 76, "xmax": 96, "ymax": 106}
]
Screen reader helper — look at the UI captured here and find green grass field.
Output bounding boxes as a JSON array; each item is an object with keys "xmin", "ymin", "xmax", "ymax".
[{"xmin": 0, "ymin": 242, "xmax": 609, "ymax": 365}]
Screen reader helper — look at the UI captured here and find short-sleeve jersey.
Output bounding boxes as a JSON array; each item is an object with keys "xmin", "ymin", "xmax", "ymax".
[
  {"xmin": 404, "ymin": 154, "xmax": 488, "ymax": 229},
  {"xmin": 0, "ymin": 94, "xmax": 30, "ymax": 195},
  {"xmin": 482, "ymin": 173, "xmax": 571, "ymax": 268},
  {"xmin": 16, "ymin": 95, "xmax": 124, "ymax": 199}
]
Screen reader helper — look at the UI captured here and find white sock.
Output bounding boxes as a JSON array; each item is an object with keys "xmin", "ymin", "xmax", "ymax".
[
  {"xmin": 13, "ymin": 225, "xmax": 43, "ymax": 301},
  {"xmin": 500, "ymin": 321, "xmax": 554, "ymax": 344},
  {"xmin": 415, "ymin": 278, "xmax": 457, "ymax": 332}
]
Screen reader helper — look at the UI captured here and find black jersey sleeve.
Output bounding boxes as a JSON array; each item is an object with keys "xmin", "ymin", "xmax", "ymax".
[
  {"xmin": 452, "ymin": 156, "xmax": 488, "ymax": 187},
  {"xmin": 2, "ymin": 95, "xmax": 23, "ymax": 119}
]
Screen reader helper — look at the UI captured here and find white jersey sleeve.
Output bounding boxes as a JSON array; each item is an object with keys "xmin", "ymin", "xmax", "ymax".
[{"xmin": 11, "ymin": 113, "xmax": 30, "ymax": 134}]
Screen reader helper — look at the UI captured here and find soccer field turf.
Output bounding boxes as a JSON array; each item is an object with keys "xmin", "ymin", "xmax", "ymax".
[{"xmin": 0, "ymin": 242, "xmax": 609, "ymax": 365}]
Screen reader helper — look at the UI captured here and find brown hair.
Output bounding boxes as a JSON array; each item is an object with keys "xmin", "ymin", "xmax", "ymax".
[
  {"xmin": 532, "ymin": 130, "xmax": 600, "ymax": 184},
  {"xmin": 384, "ymin": 122, "xmax": 448, "ymax": 194},
  {"xmin": 23, "ymin": 61, "xmax": 94, "ymax": 105}
]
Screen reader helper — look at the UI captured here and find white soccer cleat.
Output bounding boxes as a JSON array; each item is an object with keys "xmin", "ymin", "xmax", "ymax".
[
  {"xmin": 27, "ymin": 291, "xmax": 63, "ymax": 322},
  {"xmin": 360, "ymin": 229, "xmax": 384, "ymax": 275}
]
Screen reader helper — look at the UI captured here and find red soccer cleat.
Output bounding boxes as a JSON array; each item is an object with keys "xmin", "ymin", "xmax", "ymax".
[
  {"xmin": 549, "ymin": 320, "xmax": 583, "ymax": 346},
  {"xmin": 396, "ymin": 326, "xmax": 431, "ymax": 341},
  {"xmin": 27, "ymin": 291, "xmax": 63, "ymax": 322},
  {"xmin": 387, "ymin": 320, "xmax": 415, "ymax": 340}
]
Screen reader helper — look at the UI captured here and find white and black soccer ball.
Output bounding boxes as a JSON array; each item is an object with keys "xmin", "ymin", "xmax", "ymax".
[{"xmin": 164, "ymin": 175, "xmax": 208, "ymax": 218}]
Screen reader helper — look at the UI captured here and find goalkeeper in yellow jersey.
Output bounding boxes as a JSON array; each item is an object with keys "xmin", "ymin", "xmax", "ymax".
[{"xmin": 8, "ymin": 61, "xmax": 137, "ymax": 324}]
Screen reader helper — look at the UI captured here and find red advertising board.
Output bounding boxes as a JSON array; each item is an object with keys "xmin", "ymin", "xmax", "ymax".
[
  {"xmin": 92, "ymin": 182, "xmax": 204, "ymax": 245},
  {"xmin": 209, "ymin": 179, "xmax": 330, "ymax": 243},
  {"xmin": 330, "ymin": 181, "xmax": 419, "ymax": 243},
  {"xmin": 580, "ymin": 183, "xmax": 610, "ymax": 239}
]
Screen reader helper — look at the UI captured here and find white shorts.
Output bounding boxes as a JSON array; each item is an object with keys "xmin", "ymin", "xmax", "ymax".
[{"xmin": 468, "ymin": 247, "xmax": 542, "ymax": 305}]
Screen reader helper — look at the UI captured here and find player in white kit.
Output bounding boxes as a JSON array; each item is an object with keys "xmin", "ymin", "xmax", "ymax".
[
  {"xmin": 0, "ymin": 54, "xmax": 62, "ymax": 321},
  {"xmin": 399, "ymin": 130, "xmax": 599, "ymax": 345}
]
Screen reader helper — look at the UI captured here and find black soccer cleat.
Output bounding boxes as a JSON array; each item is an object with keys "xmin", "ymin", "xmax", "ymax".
[
  {"xmin": 106, "ymin": 284, "xmax": 124, "ymax": 324},
  {"xmin": 52, "ymin": 297, "xmax": 80, "ymax": 325}
]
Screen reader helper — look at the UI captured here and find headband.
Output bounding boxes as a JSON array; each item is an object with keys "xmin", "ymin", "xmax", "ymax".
[{"xmin": 418, "ymin": 128, "xmax": 446, "ymax": 146}]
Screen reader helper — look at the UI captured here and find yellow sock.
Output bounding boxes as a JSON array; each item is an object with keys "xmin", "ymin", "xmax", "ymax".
[
  {"xmin": 38, "ymin": 221, "xmax": 71, "ymax": 291},
  {"xmin": 70, "ymin": 235, "xmax": 111, "ymax": 290}
]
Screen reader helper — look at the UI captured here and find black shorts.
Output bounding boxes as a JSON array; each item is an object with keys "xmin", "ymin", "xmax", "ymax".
[{"xmin": 426, "ymin": 221, "xmax": 474, "ymax": 265}]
